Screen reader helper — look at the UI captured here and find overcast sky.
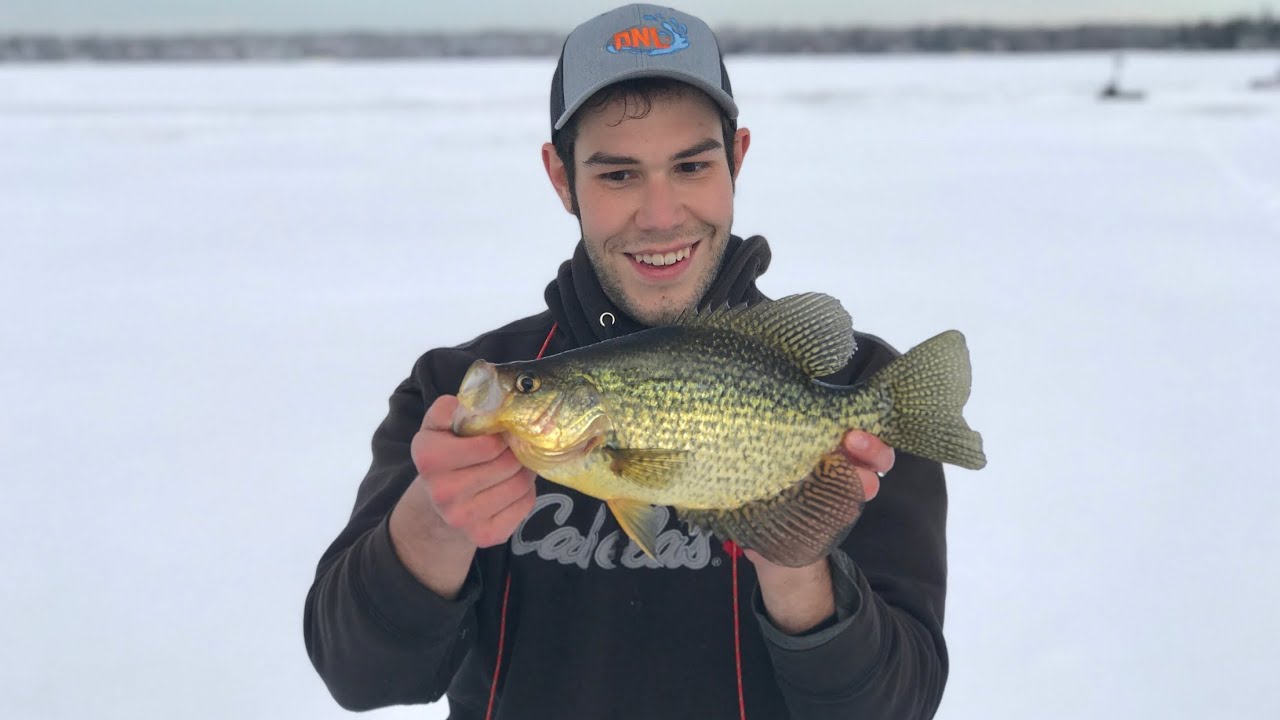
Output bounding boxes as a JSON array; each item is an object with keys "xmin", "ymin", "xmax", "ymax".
[{"xmin": 0, "ymin": 1, "xmax": 1264, "ymax": 34}]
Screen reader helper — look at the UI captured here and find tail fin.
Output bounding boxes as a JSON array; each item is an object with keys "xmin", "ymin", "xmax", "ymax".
[{"xmin": 863, "ymin": 330, "xmax": 987, "ymax": 470}]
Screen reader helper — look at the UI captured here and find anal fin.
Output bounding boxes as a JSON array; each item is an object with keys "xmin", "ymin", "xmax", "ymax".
[
  {"xmin": 608, "ymin": 498, "xmax": 666, "ymax": 559},
  {"xmin": 679, "ymin": 451, "xmax": 867, "ymax": 568}
]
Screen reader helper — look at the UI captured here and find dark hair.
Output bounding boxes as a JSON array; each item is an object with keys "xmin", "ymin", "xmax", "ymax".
[{"xmin": 551, "ymin": 78, "xmax": 738, "ymax": 216}]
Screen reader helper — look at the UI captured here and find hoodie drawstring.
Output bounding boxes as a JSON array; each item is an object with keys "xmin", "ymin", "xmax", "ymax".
[
  {"xmin": 723, "ymin": 540, "xmax": 748, "ymax": 720},
  {"xmin": 484, "ymin": 323, "xmax": 557, "ymax": 720}
]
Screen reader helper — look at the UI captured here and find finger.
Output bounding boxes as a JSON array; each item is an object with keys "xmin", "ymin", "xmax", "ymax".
[
  {"xmin": 472, "ymin": 475, "xmax": 538, "ymax": 547},
  {"xmin": 453, "ymin": 431, "xmax": 511, "ymax": 469},
  {"xmin": 413, "ymin": 414, "xmax": 509, "ymax": 475},
  {"xmin": 427, "ymin": 449, "xmax": 527, "ymax": 509},
  {"xmin": 456, "ymin": 467, "xmax": 537, "ymax": 527},
  {"xmin": 856, "ymin": 467, "xmax": 881, "ymax": 503},
  {"xmin": 842, "ymin": 431, "xmax": 895, "ymax": 475},
  {"xmin": 413, "ymin": 431, "xmax": 509, "ymax": 476},
  {"xmin": 422, "ymin": 395, "xmax": 460, "ymax": 431}
]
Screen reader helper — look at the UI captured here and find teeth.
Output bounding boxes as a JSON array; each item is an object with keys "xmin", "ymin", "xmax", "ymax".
[{"xmin": 635, "ymin": 245, "xmax": 692, "ymax": 266}]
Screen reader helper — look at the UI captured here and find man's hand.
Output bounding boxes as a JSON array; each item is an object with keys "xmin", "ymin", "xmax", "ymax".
[
  {"xmin": 839, "ymin": 429, "xmax": 893, "ymax": 505},
  {"xmin": 389, "ymin": 395, "xmax": 537, "ymax": 599},
  {"xmin": 745, "ymin": 431, "xmax": 894, "ymax": 634}
]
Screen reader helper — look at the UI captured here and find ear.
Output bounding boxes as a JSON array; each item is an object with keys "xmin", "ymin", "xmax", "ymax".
[
  {"xmin": 542, "ymin": 142, "xmax": 576, "ymax": 215},
  {"xmin": 731, "ymin": 127, "xmax": 751, "ymax": 182}
]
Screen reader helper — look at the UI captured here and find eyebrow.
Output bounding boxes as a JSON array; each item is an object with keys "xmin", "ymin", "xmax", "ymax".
[
  {"xmin": 582, "ymin": 138, "xmax": 724, "ymax": 167},
  {"xmin": 671, "ymin": 138, "xmax": 723, "ymax": 161}
]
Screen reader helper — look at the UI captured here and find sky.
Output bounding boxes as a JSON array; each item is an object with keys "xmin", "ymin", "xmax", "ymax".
[{"xmin": 0, "ymin": 0, "xmax": 1264, "ymax": 34}]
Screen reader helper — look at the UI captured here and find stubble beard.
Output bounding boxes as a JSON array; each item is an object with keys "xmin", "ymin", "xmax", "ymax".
[{"xmin": 584, "ymin": 220, "xmax": 731, "ymax": 327}]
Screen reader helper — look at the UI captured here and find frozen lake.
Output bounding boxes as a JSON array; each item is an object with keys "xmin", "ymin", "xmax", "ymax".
[{"xmin": 1, "ymin": 52, "xmax": 1277, "ymax": 719}]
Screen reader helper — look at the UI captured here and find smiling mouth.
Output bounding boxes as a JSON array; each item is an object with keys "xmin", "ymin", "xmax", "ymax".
[{"xmin": 626, "ymin": 241, "xmax": 699, "ymax": 268}]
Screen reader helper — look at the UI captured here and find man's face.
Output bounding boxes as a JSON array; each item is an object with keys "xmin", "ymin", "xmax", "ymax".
[{"xmin": 544, "ymin": 89, "xmax": 749, "ymax": 326}]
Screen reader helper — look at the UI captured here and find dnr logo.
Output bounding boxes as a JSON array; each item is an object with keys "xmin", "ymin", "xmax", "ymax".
[{"xmin": 605, "ymin": 13, "xmax": 691, "ymax": 55}]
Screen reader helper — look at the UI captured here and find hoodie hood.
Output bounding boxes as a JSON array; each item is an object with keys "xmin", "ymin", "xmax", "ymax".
[{"xmin": 543, "ymin": 234, "xmax": 773, "ymax": 347}]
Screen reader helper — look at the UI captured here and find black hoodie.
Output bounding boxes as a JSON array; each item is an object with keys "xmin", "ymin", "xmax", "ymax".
[{"xmin": 303, "ymin": 235, "xmax": 950, "ymax": 719}]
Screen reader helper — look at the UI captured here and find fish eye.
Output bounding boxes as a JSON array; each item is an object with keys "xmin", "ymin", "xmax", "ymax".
[{"xmin": 515, "ymin": 373, "xmax": 540, "ymax": 394}]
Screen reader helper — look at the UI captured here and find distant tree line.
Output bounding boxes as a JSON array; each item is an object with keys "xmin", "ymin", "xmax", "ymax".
[
  {"xmin": 718, "ymin": 18, "xmax": 1280, "ymax": 53},
  {"xmin": 1, "ymin": 16, "xmax": 1277, "ymax": 63}
]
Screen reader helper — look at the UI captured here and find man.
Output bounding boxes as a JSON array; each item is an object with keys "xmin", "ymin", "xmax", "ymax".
[{"xmin": 304, "ymin": 5, "xmax": 949, "ymax": 719}]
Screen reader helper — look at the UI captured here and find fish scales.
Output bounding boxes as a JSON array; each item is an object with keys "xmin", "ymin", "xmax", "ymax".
[
  {"xmin": 451, "ymin": 293, "xmax": 986, "ymax": 566},
  {"xmin": 580, "ymin": 326, "xmax": 848, "ymax": 509}
]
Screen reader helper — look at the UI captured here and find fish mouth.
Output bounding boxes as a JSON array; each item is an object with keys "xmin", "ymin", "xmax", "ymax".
[{"xmin": 452, "ymin": 359, "xmax": 507, "ymax": 436}]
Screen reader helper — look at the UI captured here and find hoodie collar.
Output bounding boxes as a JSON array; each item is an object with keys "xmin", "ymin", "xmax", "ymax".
[{"xmin": 544, "ymin": 234, "xmax": 773, "ymax": 348}]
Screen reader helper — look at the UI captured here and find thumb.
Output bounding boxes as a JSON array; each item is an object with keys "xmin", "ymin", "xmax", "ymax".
[{"xmin": 422, "ymin": 395, "xmax": 460, "ymax": 432}]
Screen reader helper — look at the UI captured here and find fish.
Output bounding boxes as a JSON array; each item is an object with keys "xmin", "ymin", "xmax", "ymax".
[{"xmin": 452, "ymin": 292, "xmax": 986, "ymax": 567}]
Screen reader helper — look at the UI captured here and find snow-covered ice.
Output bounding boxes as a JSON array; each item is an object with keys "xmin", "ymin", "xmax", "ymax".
[{"xmin": 1, "ymin": 52, "xmax": 1277, "ymax": 719}]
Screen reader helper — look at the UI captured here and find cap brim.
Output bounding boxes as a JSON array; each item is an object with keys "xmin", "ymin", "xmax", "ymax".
[{"xmin": 553, "ymin": 66, "xmax": 739, "ymax": 131}]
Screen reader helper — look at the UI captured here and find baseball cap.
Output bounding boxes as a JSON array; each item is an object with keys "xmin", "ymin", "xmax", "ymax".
[{"xmin": 550, "ymin": 4, "xmax": 738, "ymax": 134}]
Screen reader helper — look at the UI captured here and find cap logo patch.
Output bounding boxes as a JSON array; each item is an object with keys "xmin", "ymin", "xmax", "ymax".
[{"xmin": 605, "ymin": 14, "xmax": 690, "ymax": 56}]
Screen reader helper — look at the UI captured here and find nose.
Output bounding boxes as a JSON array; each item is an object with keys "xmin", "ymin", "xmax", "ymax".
[{"xmin": 635, "ymin": 176, "xmax": 684, "ymax": 232}]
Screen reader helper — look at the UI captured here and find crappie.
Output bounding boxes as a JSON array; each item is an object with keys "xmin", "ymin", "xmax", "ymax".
[{"xmin": 452, "ymin": 293, "xmax": 985, "ymax": 567}]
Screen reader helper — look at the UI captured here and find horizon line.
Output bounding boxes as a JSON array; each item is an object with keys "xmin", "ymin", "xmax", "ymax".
[{"xmin": 1, "ymin": 13, "xmax": 1274, "ymax": 38}]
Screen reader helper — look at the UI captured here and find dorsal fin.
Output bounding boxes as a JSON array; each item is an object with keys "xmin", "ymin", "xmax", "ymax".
[{"xmin": 675, "ymin": 293, "xmax": 856, "ymax": 378}]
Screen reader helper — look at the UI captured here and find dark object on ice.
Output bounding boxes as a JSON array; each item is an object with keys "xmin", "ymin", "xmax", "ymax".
[
  {"xmin": 1251, "ymin": 66, "xmax": 1280, "ymax": 91},
  {"xmin": 1098, "ymin": 81, "xmax": 1146, "ymax": 101},
  {"xmin": 1098, "ymin": 52, "xmax": 1146, "ymax": 102}
]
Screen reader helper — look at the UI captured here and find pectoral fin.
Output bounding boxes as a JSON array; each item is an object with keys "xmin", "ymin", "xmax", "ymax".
[
  {"xmin": 605, "ymin": 447, "xmax": 686, "ymax": 489},
  {"xmin": 679, "ymin": 451, "xmax": 867, "ymax": 568},
  {"xmin": 607, "ymin": 498, "xmax": 666, "ymax": 559}
]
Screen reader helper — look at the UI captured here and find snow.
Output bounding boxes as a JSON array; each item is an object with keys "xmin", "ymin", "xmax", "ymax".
[{"xmin": 1, "ymin": 52, "xmax": 1277, "ymax": 720}]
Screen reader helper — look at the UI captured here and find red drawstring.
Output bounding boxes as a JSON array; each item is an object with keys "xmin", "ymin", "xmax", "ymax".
[
  {"xmin": 723, "ymin": 540, "xmax": 747, "ymax": 720},
  {"xmin": 483, "ymin": 573, "xmax": 513, "ymax": 720},
  {"xmin": 534, "ymin": 323, "xmax": 557, "ymax": 361},
  {"xmin": 484, "ymin": 323, "xmax": 556, "ymax": 720}
]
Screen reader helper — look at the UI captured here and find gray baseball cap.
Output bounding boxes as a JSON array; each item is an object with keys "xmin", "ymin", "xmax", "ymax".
[{"xmin": 550, "ymin": 4, "xmax": 737, "ymax": 133}]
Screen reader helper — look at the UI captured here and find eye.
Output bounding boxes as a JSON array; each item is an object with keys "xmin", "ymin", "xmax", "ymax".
[
  {"xmin": 601, "ymin": 170, "xmax": 633, "ymax": 183},
  {"xmin": 515, "ymin": 373, "xmax": 541, "ymax": 394},
  {"xmin": 677, "ymin": 161, "xmax": 709, "ymax": 174}
]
